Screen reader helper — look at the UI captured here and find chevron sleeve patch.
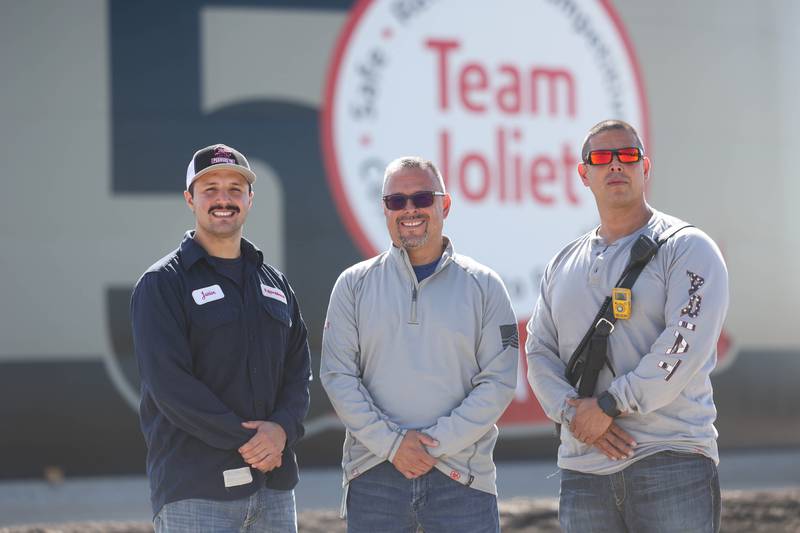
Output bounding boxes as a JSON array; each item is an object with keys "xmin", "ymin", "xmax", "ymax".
[{"xmin": 500, "ymin": 324, "xmax": 519, "ymax": 350}]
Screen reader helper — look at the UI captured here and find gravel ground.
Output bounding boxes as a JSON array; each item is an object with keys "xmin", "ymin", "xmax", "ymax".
[{"xmin": 2, "ymin": 488, "xmax": 797, "ymax": 533}]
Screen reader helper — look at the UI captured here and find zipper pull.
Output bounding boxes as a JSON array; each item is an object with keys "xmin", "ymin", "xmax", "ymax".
[{"xmin": 409, "ymin": 286, "xmax": 419, "ymax": 324}]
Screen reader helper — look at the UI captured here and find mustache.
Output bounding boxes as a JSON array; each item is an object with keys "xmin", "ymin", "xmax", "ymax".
[
  {"xmin": 208, "ymin": 204, "xmax": 240, "ymax": 214},
  {"xmin": 397, "ymin": 214, "xmax": 427, "ymax": 223}
]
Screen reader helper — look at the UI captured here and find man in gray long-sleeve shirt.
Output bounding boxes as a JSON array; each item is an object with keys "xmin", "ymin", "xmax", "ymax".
[
  {"xmin": 526, "ymin": 120, "xmax": 728, "ymax": 532},
  {"xmin": 321, "ymin": 156, "xmax": 518, "ymax": 533}
]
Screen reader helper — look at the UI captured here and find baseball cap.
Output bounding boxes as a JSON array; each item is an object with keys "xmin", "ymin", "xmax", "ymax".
[{"xmin": 185, "ymin": 144, "xmax": 257, "ymax": 190}]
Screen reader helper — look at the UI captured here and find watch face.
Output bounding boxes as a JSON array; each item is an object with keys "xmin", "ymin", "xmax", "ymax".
[{"xmin": 599, "ymin": 393, "xmax": 619, "ymax": 417}]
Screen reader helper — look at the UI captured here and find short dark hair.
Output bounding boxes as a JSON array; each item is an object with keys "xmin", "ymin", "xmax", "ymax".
[
  {"xmin": 188, "ymin": 181, "xmax": 253, "ymax": 197},
  {"xmin": 581, "ymin": 120, "xmax": 644, "ymax": 163}
]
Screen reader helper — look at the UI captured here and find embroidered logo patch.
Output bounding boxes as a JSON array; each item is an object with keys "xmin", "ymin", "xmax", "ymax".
[
  {"xmin": 500, "ymin": 324, "xmax": 519, "ymax": 350},
  {"xmin": 687, "ymin": 270, "xmax": 705, "ymax": 295},
  {"xmin": 666, "ymin": 331, "xmax": 689, "ymax": 355},
  {"xmin": 658, "ymin": 359, "xmax": 681, "ymax": 381},
  {"xmin": 192, "ymin": 284, "xmax": 224, "ymax": 305},
  {"xmin": 210, "ymin": 146, "xmax": 236, "ymax": 165},
  {"xmin": 261, "ymin": 284, "xmax": 287, "ymax": 304},
  {"xmin": 681, "ymin": 294, "xmax": 702, "ymax": 318}
]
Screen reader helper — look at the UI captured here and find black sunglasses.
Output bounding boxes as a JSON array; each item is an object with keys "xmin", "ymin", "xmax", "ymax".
[
  {"xmin": 585, "ymin": 147, "xmax": 643, "ymax": 165},
  {"xmin": 382, "ymin": 191, "xmax": 446, "ymax": 211}
]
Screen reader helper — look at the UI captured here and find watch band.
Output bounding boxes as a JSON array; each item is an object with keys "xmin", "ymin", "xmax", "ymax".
[{"xmin": 598, "ymin": 391, "xmax": 621, "ymax": 418}]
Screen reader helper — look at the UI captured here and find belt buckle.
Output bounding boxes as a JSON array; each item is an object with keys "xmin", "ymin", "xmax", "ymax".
[{"xmin": 595, "ymin": 317, "xmax": 615, "ymax": 334}]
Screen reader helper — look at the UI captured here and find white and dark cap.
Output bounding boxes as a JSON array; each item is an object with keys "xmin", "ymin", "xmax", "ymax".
[{"xmin": 185, "ymin": 144, "xmax": 257, "ymax": 190}]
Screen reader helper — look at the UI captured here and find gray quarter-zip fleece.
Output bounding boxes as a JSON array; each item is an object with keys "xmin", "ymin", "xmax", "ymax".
[
  {"xmin": 526, "ymin": 209, "xmax": 729, "ymax": 475},
  {"xmin": 321, "ymin": 237, "xmax": 518, "ymax": 502}
]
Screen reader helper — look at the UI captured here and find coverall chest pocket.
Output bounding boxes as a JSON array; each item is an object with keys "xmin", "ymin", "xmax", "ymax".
[
  {"xmin": 260, "ymin": 297, "xmax": 291, "ymax": 328},
  {"xmin": 259, "ymin": 298, "xmax": 291, "ymax": 373},
  {"xmin": 191, "ymin": 302, "xmax": 240, "ymax": 331}
]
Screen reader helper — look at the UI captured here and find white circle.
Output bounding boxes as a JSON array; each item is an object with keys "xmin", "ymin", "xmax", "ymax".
[{"xmin": 324, "ymin": 0, "xmax": 648, "ymax": 315}]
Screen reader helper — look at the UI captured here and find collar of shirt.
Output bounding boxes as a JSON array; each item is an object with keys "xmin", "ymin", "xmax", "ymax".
[
  {"xmin": 590, "ymin": 210, "xmax": 659, "ymax": 249},
  {"xmin": 389, "ymin": 235, "xmax": 454, "ymax": 283},
  {"xmin": 179, "ymin": 230, "xmax": 264, "ymax": 271}
]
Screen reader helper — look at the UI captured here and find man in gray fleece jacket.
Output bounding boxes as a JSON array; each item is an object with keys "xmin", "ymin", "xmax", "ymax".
[
  {"xmin": 526, "ymin": 120, "xmax": 728, "ymax": 532},
  {"xmin": 321, "ymin": 156, "xmax": 518, "ymax": 533}
]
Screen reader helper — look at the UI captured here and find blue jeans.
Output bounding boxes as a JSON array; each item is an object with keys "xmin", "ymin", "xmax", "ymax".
[
  {"xmin": 559, "ymin": 451, "xmax": 720, "ymax": 533},
  {"xmin": 154, "ymin": 486, "xmax": 297, "ymax": 533},
  {"xmin": 347, "ymin": 461, "xmax": 499, "ymax": 533}
]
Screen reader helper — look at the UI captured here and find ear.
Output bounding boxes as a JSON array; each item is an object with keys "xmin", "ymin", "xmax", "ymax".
[
  {"xmin": 577, "ymin": 162, "xmax": 590, "ymax": 187},
  {"xmin": 184, "ymin": 190, "xmax": 194, "ymax": 212},
  {"xmin": 442, "ymin": 193, "xmax": 452, "ymax": 218},
  {"xmin": 382, "ymin": 196, "xmax": 391, "ymax": 217},
  {"xmin": 248, "ymin": 189, "xmax": 254, "ymax": 208},
  {"xmin": 643, "ymin": 156, "xmax": 651, "ymax": 181}
]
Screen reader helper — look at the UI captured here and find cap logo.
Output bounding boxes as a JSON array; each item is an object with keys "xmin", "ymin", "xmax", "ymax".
[{"xmin": 210, "ymin": 146, "xmax": 236, "ymax": 165}]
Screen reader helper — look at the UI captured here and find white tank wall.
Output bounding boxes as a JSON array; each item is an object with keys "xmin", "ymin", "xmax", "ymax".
[
  {"xmin": 617, "ymin": 0, "xmax": 800, "ymax": 348},
  {"xmin": 0, "ymin": 0, "xmax": 798, "ymax": 363},
  {"xmin": 0, "ymin": 1, "xmax": 292, "ymax": 359}
]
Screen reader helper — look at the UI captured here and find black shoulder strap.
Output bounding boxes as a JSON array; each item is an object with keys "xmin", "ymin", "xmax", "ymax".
[
  {"xmin": 657, "ymin": 224, "xmax": 694, "ymax": 246},
  {"xmin": 564, "ymin": 224, "xmax": 693, "ymax": 397}
]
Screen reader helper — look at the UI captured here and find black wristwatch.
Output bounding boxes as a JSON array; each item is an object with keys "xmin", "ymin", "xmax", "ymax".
[{"xmin": 597, "ymin": 391, "xmax": 621, "ymax": 418}]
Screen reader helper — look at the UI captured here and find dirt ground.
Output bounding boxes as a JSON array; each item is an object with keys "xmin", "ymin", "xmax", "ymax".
[{"xmin": 3, "ymin": 489, "xmax": 798, "ymax": 533}]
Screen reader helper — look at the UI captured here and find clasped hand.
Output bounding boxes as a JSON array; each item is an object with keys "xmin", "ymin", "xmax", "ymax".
[
  {"xmin": 391, "ymin": 430, "xmax": 439, "ymax": 479},
  {"xmin": 239, "ymin": 420, "xmax": 286, "ymax": 473},
  {"xmin": 567, "ymin": 398, "xmax": 637, "ymax": 461}
]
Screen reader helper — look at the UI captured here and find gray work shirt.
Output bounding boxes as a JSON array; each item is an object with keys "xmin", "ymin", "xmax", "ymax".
[{"xmin": 525, "ymin": 209, "xmax": 729, "ymax": 475}]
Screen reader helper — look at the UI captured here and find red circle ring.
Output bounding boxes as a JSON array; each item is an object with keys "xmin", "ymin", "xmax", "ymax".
[{"xmin": 320, "ymin": 0, "xmax": 650, "ymax": 260}]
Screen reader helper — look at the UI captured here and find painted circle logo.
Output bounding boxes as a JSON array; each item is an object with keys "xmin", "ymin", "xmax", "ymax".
[{"xmin": 323, "ymin": 0, "xmax": 648, "ymax": 315}]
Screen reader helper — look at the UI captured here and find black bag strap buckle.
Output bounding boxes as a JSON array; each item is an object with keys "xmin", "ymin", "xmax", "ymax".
[{"xmin": 594, "ymin": 317, "xmax": 615, "ymax": 335}]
